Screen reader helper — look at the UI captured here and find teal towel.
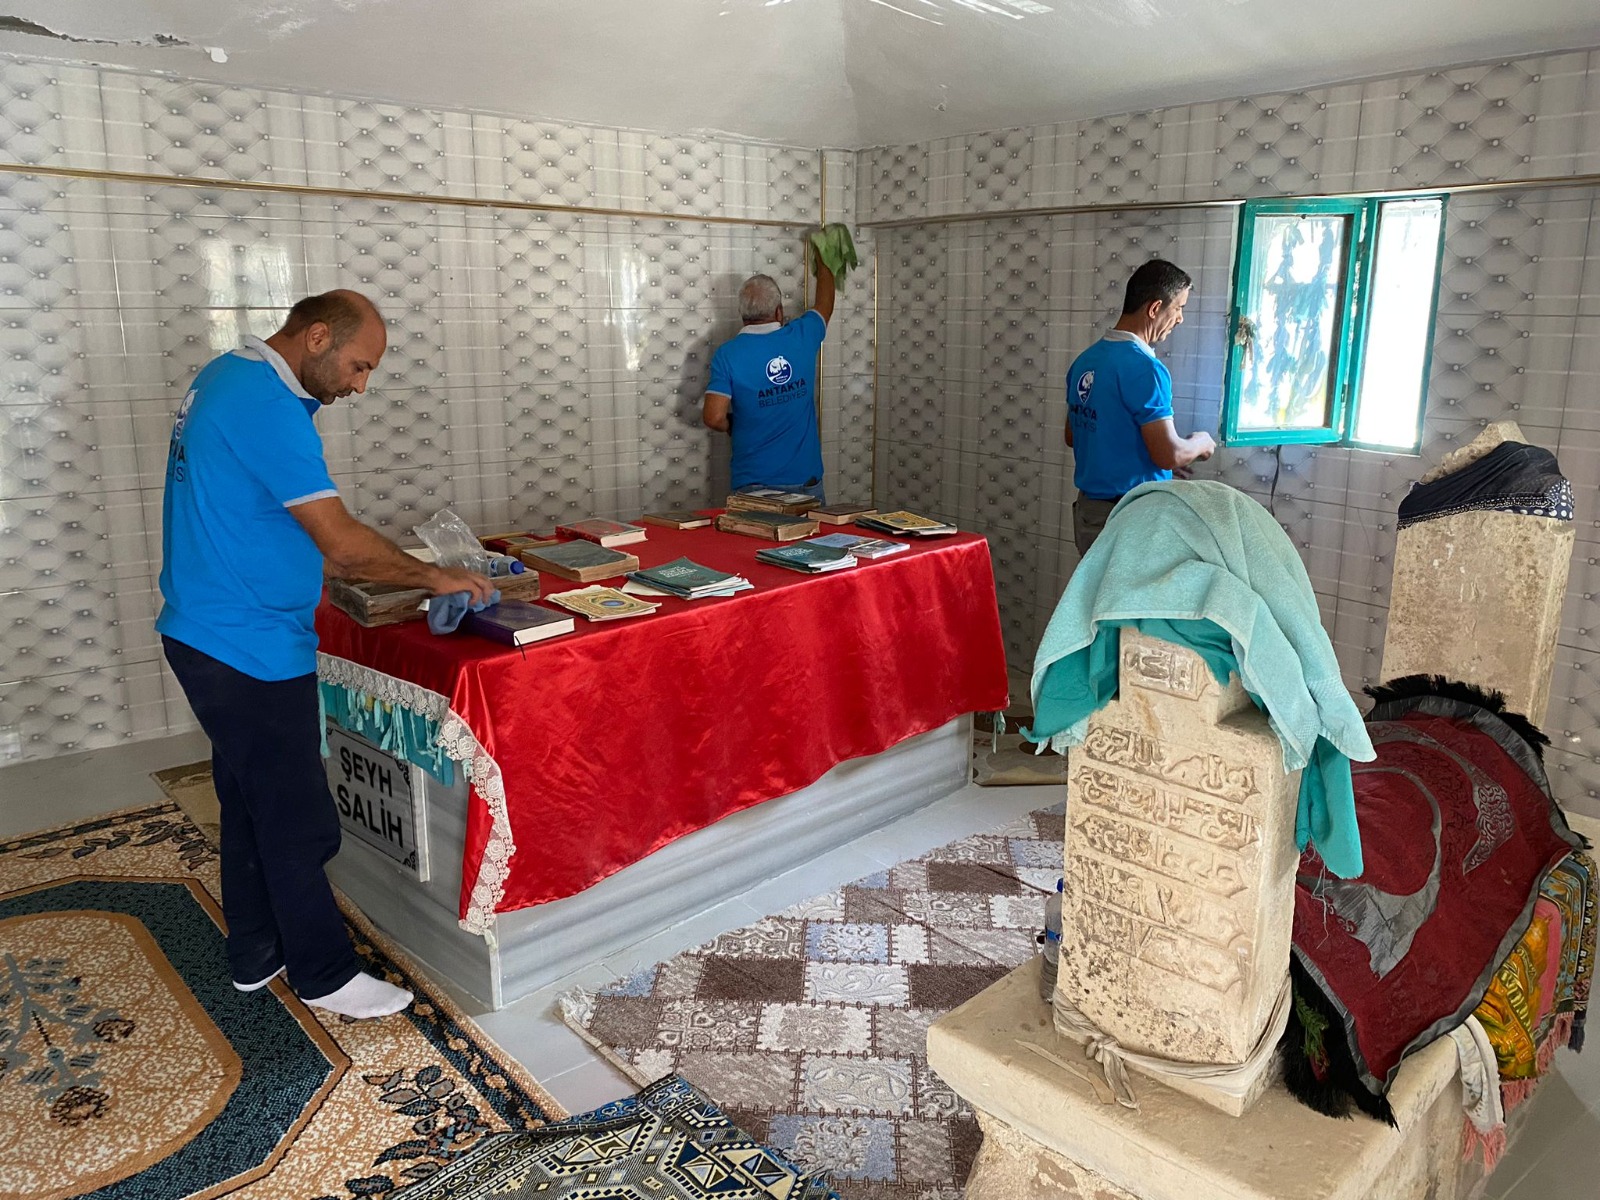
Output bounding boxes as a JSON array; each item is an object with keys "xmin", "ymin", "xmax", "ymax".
[
  {"xmin": 806, "ymin": 223, "xmax": 859, "ymax": 284},
  {"xmin": 1023, "ymin": 480, "xmax": 1372, "ymax": 877}
]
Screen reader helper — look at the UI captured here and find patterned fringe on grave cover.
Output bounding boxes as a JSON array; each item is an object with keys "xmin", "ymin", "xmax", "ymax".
[{"xmin": 317, "ymin": 652, "xmax": 513, "ymax": 936}]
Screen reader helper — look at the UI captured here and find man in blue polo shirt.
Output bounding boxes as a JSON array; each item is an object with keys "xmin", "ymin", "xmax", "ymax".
[
  {"xmin": 702, "ymin": 262, "xmax": 836, "ymax": 501},
  {"xmin": 157, "ymin": 290, "xmax": 492, "ymax": 1019},
  {"xmin": 1066, "ymin": 259, "xmax": 1216, "ymax": 554}
]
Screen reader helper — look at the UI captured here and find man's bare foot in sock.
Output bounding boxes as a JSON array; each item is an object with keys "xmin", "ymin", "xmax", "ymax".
[
  {"xmin": 304, "ymin": 971, "xmax": 413, "ymax": 1019},
  {"xmin": 234, "ymin": 965, "xmax": 285, "ymax": 992}
]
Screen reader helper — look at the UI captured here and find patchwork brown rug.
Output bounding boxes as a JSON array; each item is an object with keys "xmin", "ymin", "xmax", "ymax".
[
  {"xmin": 559, "ymin": 805, "xmax": 1064, "ymax": 1200},
  {"xmin": 0, "ymin": 803, "xmax": 563, "ymax": 1200}
]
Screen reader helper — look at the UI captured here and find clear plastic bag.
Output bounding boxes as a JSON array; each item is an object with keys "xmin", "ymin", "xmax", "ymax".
[{"xmin": 413, "ymin": 508, "xmax": 491, "ymax": 574}]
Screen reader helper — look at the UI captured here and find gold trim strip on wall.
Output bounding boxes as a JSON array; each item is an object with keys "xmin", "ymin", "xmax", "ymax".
[
  {"xmin": 0, "ymin": 160, "xmax": 815, "ymax": 230},
  {"xmin": 858, "ymin": 172, "xmax": 1600, "ymax": 230}
]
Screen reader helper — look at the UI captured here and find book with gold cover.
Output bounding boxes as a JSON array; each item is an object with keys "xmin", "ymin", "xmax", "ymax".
[
  {"xmin": 856, "ymin": 510, "xmax": 958, "ymax": 537},
  {"xmin": 543, "ymin": 586, "xmax": 660, "ymax": 621}
]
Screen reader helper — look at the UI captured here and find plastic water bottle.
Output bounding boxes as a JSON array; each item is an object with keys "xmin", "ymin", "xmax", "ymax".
[
  {"xmin": 486, "ymin": 553, "xmax": 526, "ymax": 577},
  {"xmin": 1039, "ymin": 878, "xmax": 1064, "ymax": 1001}
]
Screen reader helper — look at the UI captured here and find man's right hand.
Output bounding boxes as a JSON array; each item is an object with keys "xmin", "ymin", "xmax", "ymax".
[
  {"xmin": 1191, "ymin": 431, "xmax": 1217, "ymax": 461},
  {"xmin": 430, "ymin": 566, "xmax": 496, "ymax": 606}
]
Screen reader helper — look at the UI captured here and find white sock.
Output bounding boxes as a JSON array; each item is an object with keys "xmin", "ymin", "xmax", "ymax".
[
  {"xmin": 234, "ymin": 966, "xmax": 285, "ymax": 992},
  {"xmin": 303, "ymin": 971, "xmax": 414, "ymax": 1019}
]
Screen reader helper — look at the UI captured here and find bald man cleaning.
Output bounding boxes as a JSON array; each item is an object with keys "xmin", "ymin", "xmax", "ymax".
[{"xmin": 157, "ymin": 290, "xmax": 493, "ymax": 1018}]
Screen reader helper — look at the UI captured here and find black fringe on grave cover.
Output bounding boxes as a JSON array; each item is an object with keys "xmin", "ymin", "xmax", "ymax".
[
  {"xmin": 1364, "ymin": 674, "xmax": 1550, "ymax": 760},
  {"xmin": 1280, "ymin": 958, "xmax": 1397, "ymax": 1126}
]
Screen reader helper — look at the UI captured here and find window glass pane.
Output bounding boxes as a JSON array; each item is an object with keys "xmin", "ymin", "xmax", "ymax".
[
  {"xmin": 1236, "ymin": 212, "xmax": 1350, "ymax": 432},
  {"xmin": 1353, "ymin": 198, "xmax": 1444, "ymax": 448}
]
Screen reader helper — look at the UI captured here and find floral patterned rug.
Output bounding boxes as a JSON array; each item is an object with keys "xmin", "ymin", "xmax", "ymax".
[
  {"xmin": 0, "ymin": 803, "xmax": 564, "ymax": 1200},
  {"xmin": 559, "ymin": 805, "xmax": 1064, "ymax": 1200}
]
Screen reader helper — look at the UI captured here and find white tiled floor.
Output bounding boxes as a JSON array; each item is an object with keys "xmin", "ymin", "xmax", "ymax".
[{"xmin": 3, "ymin": 733, "xmax": 1599, "ymax": 1198}]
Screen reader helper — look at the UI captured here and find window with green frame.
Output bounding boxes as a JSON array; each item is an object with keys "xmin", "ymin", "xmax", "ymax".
[{"xmin": 1222, "ymin": 195, "xmax": 1447, "ymax": 453}]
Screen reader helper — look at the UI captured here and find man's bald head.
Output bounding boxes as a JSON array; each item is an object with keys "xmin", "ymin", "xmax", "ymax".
[{"xmin": 274, "ymin": 290, "xmax": 387, "ymax": 405}]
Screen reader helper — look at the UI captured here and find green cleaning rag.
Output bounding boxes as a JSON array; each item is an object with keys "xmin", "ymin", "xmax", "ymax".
[{"xmin": 807, "ymin": 223, "xmax": 859, "ymax": 284}]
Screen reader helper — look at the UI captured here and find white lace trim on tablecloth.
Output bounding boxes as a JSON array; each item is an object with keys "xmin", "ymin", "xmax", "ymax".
[{"xmin": 317, "ymin": 652, "xmax": 513, "ymax": 936}]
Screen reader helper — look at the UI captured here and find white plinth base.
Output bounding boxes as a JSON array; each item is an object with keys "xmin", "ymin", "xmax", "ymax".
[{"xmin": 329, "ymin": 715, "xmax": 973, "ymax": 1008}]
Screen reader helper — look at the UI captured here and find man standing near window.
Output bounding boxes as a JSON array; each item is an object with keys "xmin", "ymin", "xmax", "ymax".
[
  {"xmin": 702, "ymin": 263, "xmax": 835, "ymax": 502},
  {"xmin": 158, "ymin": 290, "xmax": 493, "ymax": 1019},
  {"xmin": 1065, "ymin": 259, "xmax": 1216, "ymax": 554}
]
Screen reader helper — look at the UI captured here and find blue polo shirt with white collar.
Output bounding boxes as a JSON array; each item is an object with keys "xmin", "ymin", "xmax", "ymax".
[
  {"xmin": 156, "ymin": 337, "xmax": 338, "ymax": 680},
  {"xmin": 707, "ymin": 311, "xmax": 827, "ymax": 492}
]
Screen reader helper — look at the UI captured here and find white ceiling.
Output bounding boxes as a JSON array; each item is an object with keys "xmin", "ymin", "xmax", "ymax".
[{"xmin": 2, "ymin": 0, "xmax": 1597, "ymax": 147}]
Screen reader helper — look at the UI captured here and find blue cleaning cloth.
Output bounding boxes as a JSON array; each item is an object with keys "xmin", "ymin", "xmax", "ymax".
[
  {"xmin": 1023, "ymin": 480, "xmax": 1373, "ymax": 878},
  {"xmin": 426, "ymin": 588, "xmax": 500, "ymax": 635}
]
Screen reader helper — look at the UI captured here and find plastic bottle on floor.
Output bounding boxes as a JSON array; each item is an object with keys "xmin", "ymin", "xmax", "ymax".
[{"xmin": 1039, "ymin": 877, "xmax": 1064, "ymax": 1001}]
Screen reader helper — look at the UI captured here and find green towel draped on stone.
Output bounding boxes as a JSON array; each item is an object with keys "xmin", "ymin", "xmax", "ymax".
[
  {"xmin": 806, "ymin": 223, "xmax": 859, "ymax": 283},
  {"xmin": 1022, "ymin": 480, "xmax": 1372, "ymax": 878}
]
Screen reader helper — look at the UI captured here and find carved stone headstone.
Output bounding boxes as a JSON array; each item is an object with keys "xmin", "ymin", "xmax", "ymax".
[
  {"xmin": 1381, "ymin": 424, "xmax": 1574, "ymax": 727},
  {"xmin": 1055, "ymin": 631, "xmax": 1298, "ymax": 1106}
]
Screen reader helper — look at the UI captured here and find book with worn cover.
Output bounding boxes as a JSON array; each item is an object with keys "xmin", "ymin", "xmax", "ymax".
[
  {"xmin": 857, "ymin": 510, "xmax": 958, "ymax": 537},
  {"xmin": 640, "ymin": 510, "xmax": 713, "ymax": 530},
  {"xmin": 630, "ymin": 557, "xmax": 740, "ymax": 595},
  {"xmin": 809, "ymin": 532, "xmax": 911, "ymax": 559},
  {"xmin": 755, "ymin": 542, "xmax": 857, "ymax": 574},
  {"xmin": 726, "ymin": 488, "xmax": 819, "ymax": 515},
  {"xmin": 556, "ymin": 518, "xmax": 648, "ymax": 547},
  {"xmin": 808, "ymin": 502, "xmax": 877, "ymax": 525},
  {"xmin": 715, "ymin": 511, "xmax": 819, "ymax": 542},
  {"xmin": 460, "ymin": 600, "xmax": 575, "ymax": 646},
  {"xmin": 522, "ymin": 540, "xmax": 641, "ymax": 582},
  {"xmin": 544, "ymin": 585, "xmax": 660, "ymax": 621}
]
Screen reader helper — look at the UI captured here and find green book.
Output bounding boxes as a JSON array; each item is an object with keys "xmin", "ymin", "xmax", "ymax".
[
  {"xmin": 755, "ymin": 543, "xmax": 856, "ymax": 573},
  {"xmin": 630, "ymin": 557, "xmax": 739, "ymax": 593}
]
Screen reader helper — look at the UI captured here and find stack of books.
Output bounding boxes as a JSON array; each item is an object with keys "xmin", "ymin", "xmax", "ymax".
[
  {"xmin": 715, "ymin": 511, "xmax": 819, "ymax": 541},
  {"xmin": 556, "ymin": 518, "xmax": 648, "ymax": 546},
  {"xmin": 808, "ymin": 502, "xmax": 877, "ymax": 526},
  {"xmin": 640, "ymin": 510, "xmax": 713, "ymax": 530},
  {"xmin": 810, "ymin": 532, "xmax": 911, "ymax": 559},
  {"xmin": 521, "ymin": 540, "xmax": 641, "ymax": 582},
  {"xmin": 755, "ymin": 542, "xmax": 858, "ymax": 574},
  {"xmin": 461, "ymin": 600, "xmax": 575, "ymax": 647},
  {"xmin": 726, "ymin": 488, "xmax": 820, "ymax": 516},
  {"xmin": 627, "ymin": 557, "xmax": 752, "ymax": 599},
  {"xmin": 544, "ymin": 585, "xmax": 660, "ymax": 621},
  {"xmin": 857, "ymin": 510, "xmax": 958, "ymax": 537}
]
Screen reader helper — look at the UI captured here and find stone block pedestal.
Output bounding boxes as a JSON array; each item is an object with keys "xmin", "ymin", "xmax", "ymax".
[{"xmin": 930, "ymin": 960, "xmax": 1471, "ymax": 1200}]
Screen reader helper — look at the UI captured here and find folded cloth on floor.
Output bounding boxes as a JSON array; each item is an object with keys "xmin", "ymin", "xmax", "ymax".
[
  {"xmin": 1023, "ymin": 479, "xmax": 1373, "ymax": 877},
  {"xmin": 1398, "ymin": 440, "xmax": 1573, "ymax": 529},
  {"xmin": 426, "ymin": 588, "xmax": 499, "ymax": 635},
  {"xmin": 806, "ymin": 222, "xmax": 859, "ymax": 283}
]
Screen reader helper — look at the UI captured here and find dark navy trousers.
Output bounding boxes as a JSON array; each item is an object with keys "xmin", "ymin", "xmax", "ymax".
[{"xmin": 163, "ymin": 636, "xmax": 359, "ymax": 998}]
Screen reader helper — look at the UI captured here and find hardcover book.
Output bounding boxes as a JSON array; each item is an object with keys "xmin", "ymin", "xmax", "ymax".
[
  {"xmin": 460, "ymin": 600, "xmax": 575, "ymax": 646},
  {"xmin": 640, "ymin": 510, "xmax": 713, "ymax": 530},
  {"xmin": 726, "ymin": 488, "xmax": 820, "ymax": 516},
  {"xmin": 808, "ymin": 502, "xmax": 877, "ymax": 525},
  {"xmin": 556, "ymin": 518, "xmax": 648, "ymax": 547},
  {"xmin": 543, "ymin": 586, "xmax": 660, "ymax": 621},
  {"xmin": 521, "ymin": 540, "xmax": 641, "ymax": 582},
  {"xmin": 715, "ymin": 511, "xmax": 819, "ymax": 542}
]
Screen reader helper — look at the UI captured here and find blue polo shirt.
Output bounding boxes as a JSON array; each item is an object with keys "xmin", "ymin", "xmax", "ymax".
[
  {"xmin": 156, "ymin": 338, "xmax": 338, "ymax": 681},
  {"xmin": 707, "ymin": 310, "xmax": 827, "ymax": 491},
  {"xmin": 1066, "ymin": 331, "xmax": 1175, "ymax": 501}
]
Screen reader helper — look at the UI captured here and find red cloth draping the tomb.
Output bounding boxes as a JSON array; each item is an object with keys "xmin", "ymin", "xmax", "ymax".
[{"xmin": 315, "ymin": 525, "xmax": 1010, "ymax": 922}]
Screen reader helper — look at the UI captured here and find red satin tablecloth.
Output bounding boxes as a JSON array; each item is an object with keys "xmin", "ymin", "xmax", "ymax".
[{"xmin": 315, "ymin": 525, "xmax": 1009, "ymax": 924}]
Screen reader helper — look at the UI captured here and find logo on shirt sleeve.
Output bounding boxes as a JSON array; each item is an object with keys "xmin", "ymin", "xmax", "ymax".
[
  {"xmin": 1076, "ymin": 371, "xmax": 1095, "ymax": 402},
  {"xmin": 765, "ymin": 356, "xmax": 793, "ymax": 386}
]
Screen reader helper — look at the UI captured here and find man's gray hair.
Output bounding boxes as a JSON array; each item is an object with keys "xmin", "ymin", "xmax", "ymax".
[{"xmin": 738, "ymin": 274, "xmax": 783, "ymax": 322}]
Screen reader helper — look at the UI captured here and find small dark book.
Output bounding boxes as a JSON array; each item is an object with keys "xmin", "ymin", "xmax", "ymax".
[
  {"xmin": 522, "ymin": 540, "xmax": 642, "ymax": 582},
  {"xmin": 556, "ymin": 518, "xmax": 648, "ymax": 547},
  {"xmin": 461, "ymin": 600, "xmax": 575, "ymax": 646},
  {"xmin": 808, "ymin": 502, "xmax": 877, "ymax": 525},
  {"xmin": 640, "ymin": 510, "xmax": 714, "ymax": 530}
]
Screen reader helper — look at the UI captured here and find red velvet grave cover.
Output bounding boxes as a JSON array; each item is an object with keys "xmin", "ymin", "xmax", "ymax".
[
  {"xmin": 1292, "ymin": 710, "xmax": 1581, "ymax": 1092},
  {"xmin": 316, "ymin": 525, "xmax": 1010, "ymax": 921}
]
